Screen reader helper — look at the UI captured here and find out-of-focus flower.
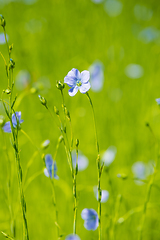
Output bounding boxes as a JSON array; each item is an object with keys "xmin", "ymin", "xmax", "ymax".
[
  {"xmin": 89, "ymin": 61, "xmax": 104, "ymax": 92},
  {"xmin": 134, "ymin": 4, "xmax": 153, "ymax": 21},
  {"xmin": 71, "ymin": 150, "xmax": 89, "ymax": 171},
  {"xmin": 44, "ymin": 154, "xmax": 58, "ymax": 179},
  {"xmin": 0, "ymin": 33, "xmax": 9, "ymax": 45},
  {"xmin": 3, "ymin": 112, "xmax": 23, "ymax": 133},
  {"xmin": 125, "ymin": 64, "xmax": 144, "ymax": 79},
  {"xmin": 93, "ymin": 186, "xmax": 109, "ymax": 203},
  {"xmin": 32, "ymin": 77, "xmax": 51, "ymax": 94},
  {"xmin": 91, "ymin": 0, "xmax": 104, "ymax": 4},
  {"xmin": 23, "ymin": 0, "xmax": 37, "ymax": 5},
  {"xmin": 132, "ymin": 161, "xmax": 155, "ymax": 185},
  {"xmin": 101, "ymin": 146, "xmax": 117, "ymax": 167},
  {"xmin": 104, "ymin": 0, "xmax": 123, "ymax": 17},
  {"xmin": 156, "ymin": 98, "xmax": 160, "ymax": 105},
  {"xmin": 15, "ymin": 70, "xmax": 31, "ymax": 90},
  {"xmin": 65, "ymin": 234, "xmax": 80, "ymax": 240},
  {"xmin": 64, "ymin": 68, "xmax": 91, "ymax": 96},
  {"xmin": 138, "ymin": 27, "xmax": 160, "ymax": 44},
  {"xmin": 81, "ymin": 208, "xmax": 98, "ymax": 231}
]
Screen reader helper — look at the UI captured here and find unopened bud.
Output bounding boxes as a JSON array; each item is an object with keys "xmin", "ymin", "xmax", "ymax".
[
  {"xmin": 5, "ymin": 88, "xmax": 11, "ymax": 94},
  {"xmin": 0, "ymin": 15, "xmax": 6, "ymax": 28},
  {"xmin": 75, "ymin": 139, "xmax": 79, "ymax": 147},
  {"xmin": 0, "ymin": 115, "xmax": 5, "ymax": 127},
  {"xmin": 56, "ymin": 80, "xmax": 65, "ymax": 90},
  {"xmin": 41, "ymin": 139, "xmax": 50, "ymax": 149},
  {"xmin": 117, "ymin": 173, "xmax": 128, "ymax": 180},
  {"xmin": 64, "ymin": 107, "xmax": 70, "ymax": 120},
  {"xmin": 58, "ymin": 135, "xmax": 64, "ymax": 143},
  {"xmin": 38, "ymin": 95, "xmax": 47, "ymax": 107},
  {"xmin": 54, "ymin": 106, "xmax": 59, "ymax": 115},
  {"xmin": 9, "ymin": 58, "xmax": 15, "ymax": 70}
]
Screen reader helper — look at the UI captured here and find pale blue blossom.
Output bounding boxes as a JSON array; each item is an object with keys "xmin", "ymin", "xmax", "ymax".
[
  {"xmin": 64, "ymin": 68, "xmax": 91, "ymax": 96},
  {"xmin": 44, "ymin": 154, "xmax": 58, "ymax": 179},
  {"xmin": 93, "ymin": 186, "xmax": 109, "ymax": 203},
  {"xmin": 81, "ymin": 208, "xmax": 98, "ymax": 230},
  {"xmin": 132, "ymin": 161, "xmax": 155, "ymax": 185},
  {"xmin": 101, "ymin": 146, "xmax": 117, "ymax": 166},
  {"xmin": 65, "ymin": 234, "xmax": 80, "ymax": 240},
  {"xmin": 138, "ymin": 27, "xmax": 160, "ymax": 44},
  {"xmin": 15, "ymin": 70, "xmax": 31, "ymax": 90},
  {"xmin": 71, "ymin": 150, "xmax": 89, "ymax": 171},
  {"xmin": 0, "ymin": 33, "xmax": 9, "ymax": 45},
  {"xmin": 156, "ymin": 98, "xmax": 160, "ymax": 105},
  {"xmin": 125, "ymin": 64, "xmax": 144, "ymax": 79},
  {"xmin": 3, "ymin": 112, "xmax": 23, "ymax": 133},
  {"xmin": 89, "ymin": 61, "xmax": 104, "ymax": 92},
  {"xmin": 104, "ymin": 0, "xmax": 123, "ymax": 17},
  {"xmin": 91, "ymin": 0, "xmax": 104, "ymax": 4}
]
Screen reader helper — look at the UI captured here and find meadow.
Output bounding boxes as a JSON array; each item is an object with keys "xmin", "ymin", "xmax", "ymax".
[{"xmin": 0, "ymin": 0, "xmax": 160, "ymax": 239}]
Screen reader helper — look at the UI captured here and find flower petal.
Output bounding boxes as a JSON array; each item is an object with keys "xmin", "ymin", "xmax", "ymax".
[
  {"xmin": 65, "ymin": 234, "xmax": 81, "ymax": 240},
  {"xmin": 3, "ymin": 121, "xmax": 11, "ymax": 133},
  {"xmin": 79, "ymin": 82, "xmax": 91, "ymax": 94},
  {"xmin": 45, "ymin": 154, "xmax": 53, "ymax": 178},
  {"xmin": 81, "ymin": 208, "xmax": 99, "ymax": 231},
  {"xmin": 64, "ymin": 68, "xmax": 80, "ymax": 87},
  {"xmin": 12, "ymin": 112, "xmax": 22, "ymax": 127},
  {"xmin": 68, "ymin": 86, "xmax": 79, "ymax": 96},
  {"xmin": 80, "ymin": 70, "xmax": 90, "ymax": 83},
  {"xmin": 72, "ymin": 150, "xmax": 89, "ymax": 171}
]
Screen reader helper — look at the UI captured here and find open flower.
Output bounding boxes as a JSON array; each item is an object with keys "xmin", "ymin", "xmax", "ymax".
[
  {"xmin": 101, "ymin": 146, "xmax": 117, "ymax": 167},
  {"xmin": 64, "ymin": 68, "xmax": 91, "ymax": 96},
  {"xmin": 71, "ymin": 150, "xmax": 89, "ymax": 171},
  {"xmin": 81, "ymin": 208, "xmax": 98, "ymax": 230},
  {"xmin": 65, "ymin": 234, "xmax": 80, "ymax": 240},
  {"xmin": 3, "ymin": 111, "xmax": 23, "ymax": 133},
  {"xmin": 156, "ymin": 98, "xmax": 160, "ymax": 105},
  {"xmin": 93, "ymin": 186, "xmax": 109, "ymax": 203},
  {"xmin": 44, "ymin": 154, "xmax": 59, "ymax": 179}
]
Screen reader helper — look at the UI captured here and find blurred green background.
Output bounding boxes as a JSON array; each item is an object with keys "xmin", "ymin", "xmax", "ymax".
[{"xmin": 0, "ymin": 0, "xmax": 160, "ymax": 239}]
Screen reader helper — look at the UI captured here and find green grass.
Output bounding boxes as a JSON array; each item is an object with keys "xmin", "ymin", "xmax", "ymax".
[{"xmin": 0, "ymin": 0, "xmax": 160, "ymax": 239}]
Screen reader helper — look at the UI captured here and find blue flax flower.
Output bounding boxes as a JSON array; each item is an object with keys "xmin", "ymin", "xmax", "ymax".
[
  {"xmin": 3, "ymin": 112, "xmax": 23, "ymax": 133},
  {"xmin": 64, "ymin": 68, "xmax": 91, "ymax": 96},
  {"xmin": 81, "ymin": 208, "xmax": 99, "ymax": 230},
  {"xmin": 44, "ymin": 154, "xmax": 59, "ymax": 179},
  {"xmin": 65, "ymin": 234, "xmax": 80, "ymax": 240},
  {"xmin": 156, "ymin": 98, "xmax": 160, "ymax": 105}
]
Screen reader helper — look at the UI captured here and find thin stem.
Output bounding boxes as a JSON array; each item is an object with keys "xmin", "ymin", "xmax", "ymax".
[
  {"xmin": 73, "ymin": 146, "xmax": 78, "ymax": 234},
  {"xmin": 138, "ymin": 124, "xmax": 159, "ymax": 240},
  {"xmin": 86, "ymin": 92, "xmax": 101, "ymax": 240},
  {"xmin": 50, "ymin": 178, "xmax": 60, "ymax": 239}
]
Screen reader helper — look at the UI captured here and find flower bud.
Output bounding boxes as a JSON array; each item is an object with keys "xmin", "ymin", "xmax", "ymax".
[
  {"xmin": 0, "ymin": 115, "xmax": 5, "ymax": 127},
  {"xmin": 75, "ymin": 139, "xmax": 79, "ymax": 147},
  {"xmin": 0, "ymin": 15, "xmax": 6, "ymax": 28},
  {"xmin": 41, "ymin": 139, "xmax": 50, "ymax": 149},
  {"xmin": 58, "ymin": 135, "xmax": 64, "ymax": 143},
  {"xmin": 117, "ymin": 173, "xmax": 128, "ymax": 180},
  {"xmin": 38, "ymin": 95, "xmax": 47, "ymax": 107},
  {"xmin": 64, "ymin": 107, "xmax": 70, "ymax": 120},
  {"xmin": 54, "ymin": 106, "xmax": 59, "ymax": 115},
  {"xmin": 5, "ymin": 88, "xmax": 11, "ymax": 94},
  {"xmin": 56, "ymin": 80, "xmax": 65, "ymax": 90},
  {"xmin": 9, "ymin": 58, "xmax": 15, "ymax": 70}
]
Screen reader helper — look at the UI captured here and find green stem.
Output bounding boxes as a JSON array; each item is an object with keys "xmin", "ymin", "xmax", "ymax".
[
  {"xmin": 138, "ymin": 125, "xmax": 159, "ymax": 240},
  {"xmin": 86, "ymin": 92, "xmax": 101, "ymax": 240}
]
